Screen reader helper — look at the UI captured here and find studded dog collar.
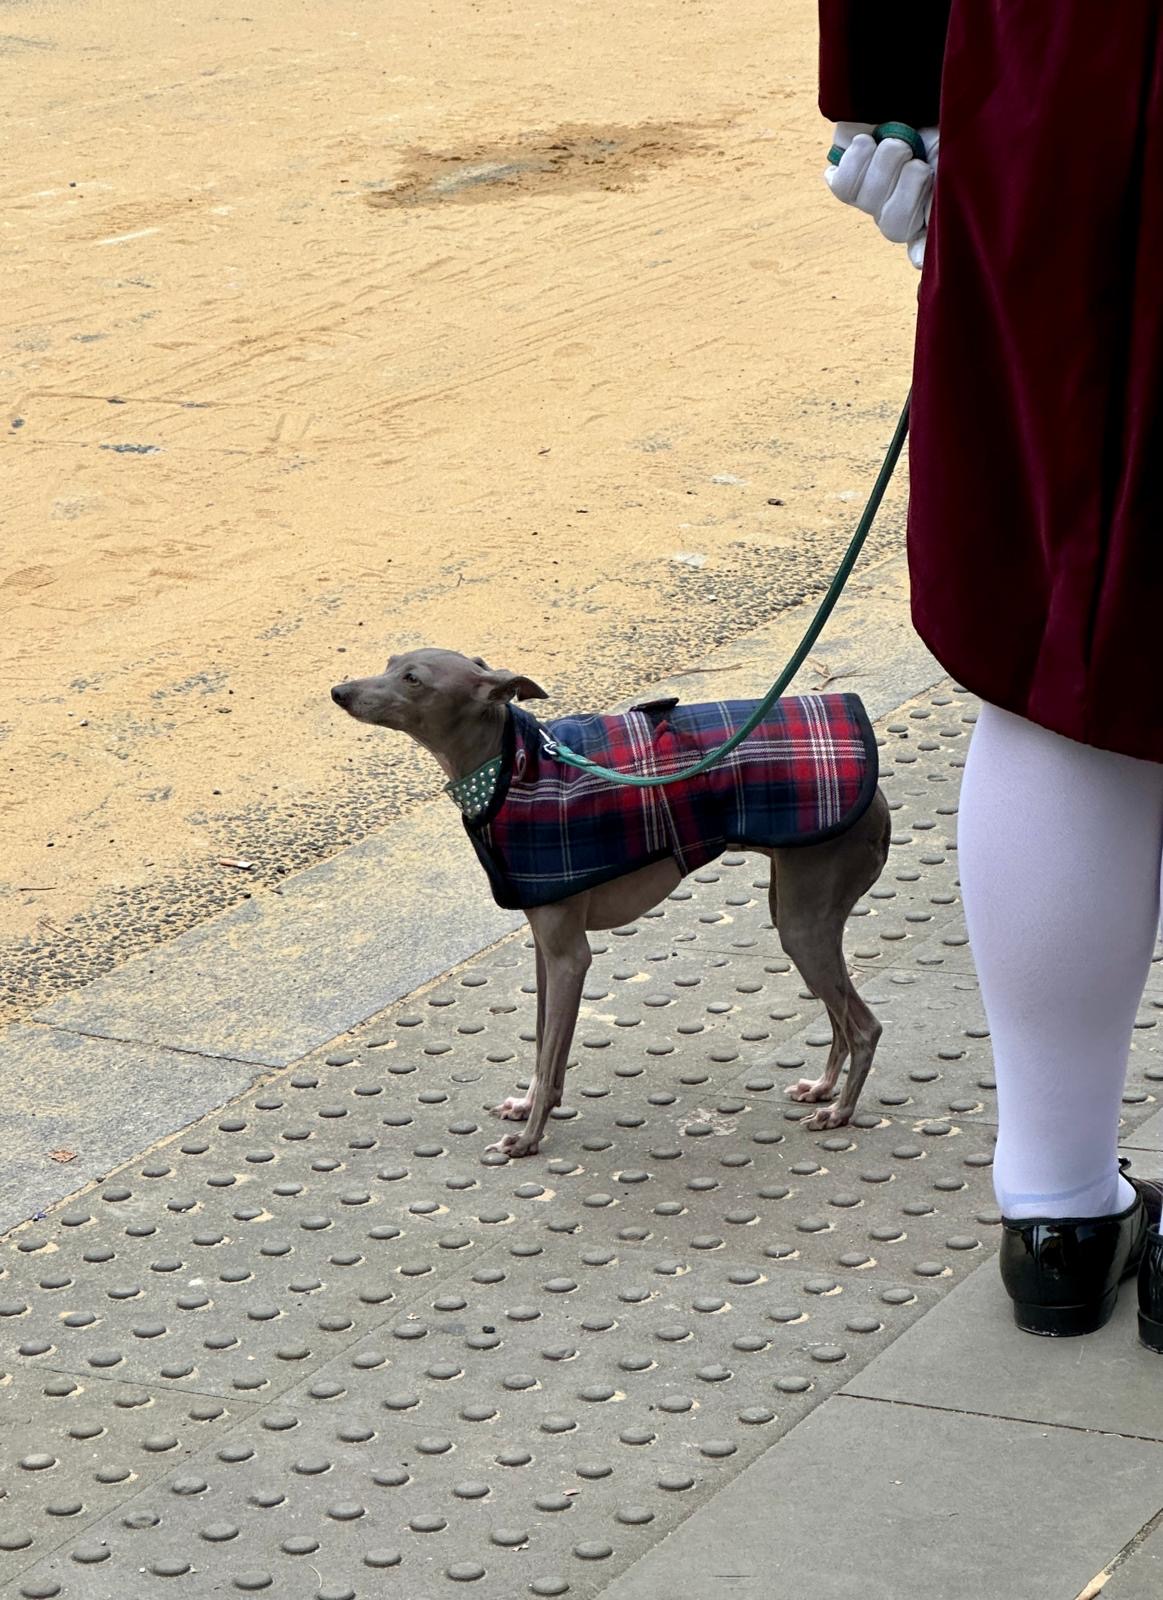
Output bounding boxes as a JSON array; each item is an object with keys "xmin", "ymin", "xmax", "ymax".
[{"xmin": 444, "ymin": 754, "xmax": 505, "ymax": 819}]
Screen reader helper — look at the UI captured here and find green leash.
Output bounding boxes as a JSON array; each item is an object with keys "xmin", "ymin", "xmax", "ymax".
[{"xmin": 540, "ymin": 390, "xmax": 911, "ymax": 787}]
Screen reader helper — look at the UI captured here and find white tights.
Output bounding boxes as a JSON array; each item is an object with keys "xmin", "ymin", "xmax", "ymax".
[{"xmin": 958, "ymin": 703, "xmax": 1163, "ymax": 1219}]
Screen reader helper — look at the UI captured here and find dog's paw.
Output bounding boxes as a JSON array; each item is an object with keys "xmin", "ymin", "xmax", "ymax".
[
  {"xmin": 485, "ymin": 1130, "xmax": 540, "ymax": 1159},
  {"xmin": 800, "ymin": 1103, "xmax": 853, "ymax": 1131},
  {"xmin": 785, "ymin": 1077, "xmax": 836, "ymax": 1105},
  {"xmin": 489, "ymin": 1096, "xmax": 533, "ymax": 1122}
]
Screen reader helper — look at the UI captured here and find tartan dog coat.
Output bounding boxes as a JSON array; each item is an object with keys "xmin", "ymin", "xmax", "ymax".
[{"xmin": 461, "ymin": 694, "xmax": 878, "ymax": 910}]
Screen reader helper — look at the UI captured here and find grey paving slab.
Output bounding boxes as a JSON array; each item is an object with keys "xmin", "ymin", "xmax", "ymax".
[
  {"xmin": 31, "ymin": 805, "xmax": 524, "ymax": 1067},
  {"xmin": 599, "ymin": 1395, "xmax": 1163, "ymax": 1600},
  {"xmin": 905, "ymin": 923, "xmax": 1163, "ymax": 989},
  {"xmin": 1103, "ymin": 1520, "xmax": 1163, "ymax": 1600},
  {"xmin": 614, "ymin": 846, "xmax": 963, "ymax": 973},
  {"xmin": 758, "ymin": 967, "xmax": 996, "ymax": 1125},
  {"xmin": 0, "ymin": 1024, "xmax": 268, "ymax": 1236},
  {"xmin": 0, "ymin": 1366, "xmax": 258, "ymax": 1587},
  {"xmin": 890, "ymin": 917, "xmax": 975, "ymax": 974},
  {"xmin": 464, "ymin": 912, "xmax": 1147, "ymax": 1147},
  {"xmin": 1124, "ymin": 1106, "xmax": 1163, "ymax": 1152},
  {"xmin": 842, "ymin": 1252, "xmax": 1163, "ymax": 1441},
  {"xmin": 877, "ymin": 945, "xmax": 1163, "ymax": 1134},
  {"xmin": 629, "ymin": 686, "xmax": 971, "ymax": 972},
  {"xmin": 2, "ymin": 1181, "xmax": 398, "ymax": 1402},
  {"xmin": 4, "ymin": 1261, "xmax": 941, "ymax": 1600}
]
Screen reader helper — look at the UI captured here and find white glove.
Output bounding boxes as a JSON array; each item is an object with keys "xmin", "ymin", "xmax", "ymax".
[{"xmin": 825, "ymin": 122, "xmax": 939, "ymax": 268}]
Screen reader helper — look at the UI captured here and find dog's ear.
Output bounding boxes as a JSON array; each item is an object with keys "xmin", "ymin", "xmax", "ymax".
[
  {"xmin": 510, "ymin": 676, "xmax": 549, "ymax": 701},
  {"xmin": 475, "ymin": 668, "xmax": 549, "ymax": 703}
]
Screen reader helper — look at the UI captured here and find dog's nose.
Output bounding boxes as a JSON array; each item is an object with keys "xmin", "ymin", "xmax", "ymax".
[{"xmin": 331, "ymin": 683, "xmax": 352, "ymax": 707}]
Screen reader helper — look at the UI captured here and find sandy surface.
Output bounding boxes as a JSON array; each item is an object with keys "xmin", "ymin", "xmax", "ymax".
[{"xmin": 1, "ymin": 0, "xmax": 918, "ymax": 1019}]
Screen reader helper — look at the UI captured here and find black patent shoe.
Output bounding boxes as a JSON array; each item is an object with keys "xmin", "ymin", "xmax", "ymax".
[
  {"xmin": 1138, "ymin": 1227, "xmax": 1163, "ymax": 1352},
  {"xmin": 1000, "ymin": 1164, "xmax": 1163, "ymax": 1338}
]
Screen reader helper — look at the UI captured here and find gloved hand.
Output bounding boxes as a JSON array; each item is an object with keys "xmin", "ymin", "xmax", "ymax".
[{"xmin": 825, "ymin": 122, "xmax": 939, "ymax": 268}]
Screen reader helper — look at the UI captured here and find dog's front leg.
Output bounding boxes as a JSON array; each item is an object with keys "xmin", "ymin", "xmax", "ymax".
[
  {"xmin": 488, "ymin": 903, "xmax": 591, "ymax": 1159},
  {"xmin": 489, "ymin": 937, "xmax": 546, "ymax": 1125}
]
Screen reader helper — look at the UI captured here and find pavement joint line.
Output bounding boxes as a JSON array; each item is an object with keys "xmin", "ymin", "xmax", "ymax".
[
  {"xmin": 572, "ymin": 1364, "xmax": 972, "ymax": 1599},
  {"xmin": 1073, "ymin": 1502, "xmax": 1163, "ymax": 1600},
  {"xmin": 26, "ymin": 1365, "xmax": 269, "ymax": 1407},
  {"xmin": 834, "ymin": 1387, "xmax": 1163, "ymax": 1447},
  {"xmin": 24, "ymin": 1223, "xmax": 969, "ymax": 1339},
  {"xmin": 0, "ymin": 1437, "xmax": 183, "ymax": 1587},
  {"xmin": 29, "ymin": 1017, "xmax": 285, "ymax": 1070},
  {"xmin": 31, "ymin": 919, "xmax": 532, "ymax": 1067}
]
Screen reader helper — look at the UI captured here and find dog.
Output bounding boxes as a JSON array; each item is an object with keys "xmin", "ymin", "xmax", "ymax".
[{"xmin": 332, "ymin": 648, "xmax": 890, "ymax": 1158}]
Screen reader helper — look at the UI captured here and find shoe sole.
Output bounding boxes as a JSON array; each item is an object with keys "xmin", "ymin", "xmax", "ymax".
[
  {"xmin": 1138, "ymin": 1310, "xmax": 1163, "ymax": 1353},
  {"xmin": 1011, "ymin": 1287, "xmax": 1118, "ymax": 1337}
]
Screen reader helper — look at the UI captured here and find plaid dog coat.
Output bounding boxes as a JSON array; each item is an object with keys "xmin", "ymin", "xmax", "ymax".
[{"xmin": 462, "ymin": 694, "xmax": 878, "ymax": 910}]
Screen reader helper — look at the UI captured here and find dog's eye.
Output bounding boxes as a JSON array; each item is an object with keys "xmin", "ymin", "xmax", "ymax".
[{"xmin": 403, "ymin": 671, "xmax": 420, "ymax": 686}]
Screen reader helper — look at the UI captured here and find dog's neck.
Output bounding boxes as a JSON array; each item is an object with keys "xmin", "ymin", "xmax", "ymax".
[{"xmin": 416, "ymin": 701, "xmax": 510, "ymax": 781}]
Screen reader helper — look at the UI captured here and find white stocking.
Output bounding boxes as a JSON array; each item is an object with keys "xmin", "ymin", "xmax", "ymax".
[{"xmin": 957, "ymin": 703, "xmax": 1163, "ymax": 1219}]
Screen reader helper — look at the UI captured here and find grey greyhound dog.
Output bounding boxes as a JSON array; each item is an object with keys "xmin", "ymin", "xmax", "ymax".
[{"xmin": 332, "ymin": 648, "xmax": 890, "ymax": 1159}]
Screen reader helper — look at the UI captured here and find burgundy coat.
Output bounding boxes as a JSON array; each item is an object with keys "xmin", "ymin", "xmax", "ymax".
[{"xmin": 819, "ymin": 2, "xmax": 1163, "ymax": 763}]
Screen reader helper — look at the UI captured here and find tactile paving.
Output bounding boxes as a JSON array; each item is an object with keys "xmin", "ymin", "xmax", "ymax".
[
  {"xmin": 1, "ymin": 683, "xmax": 1030, "ymax": 1598},
  {"xmin": 0, "ymin": 1367, "xmax": 255, "ymax": 1587},
  {"xmin": 12, "ymin": 1262, "xmax": 946, "ymax": 1600}
]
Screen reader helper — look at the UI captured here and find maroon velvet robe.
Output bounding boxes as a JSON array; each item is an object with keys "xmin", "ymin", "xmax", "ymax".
[{"xmin": 819, "ymin": 1, "xmax": 1163, "ymax": 762}]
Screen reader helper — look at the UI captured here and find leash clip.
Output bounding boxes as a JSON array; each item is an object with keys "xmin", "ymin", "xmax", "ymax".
[{"xmin": 539, "ymin": 731, "xmax": 594, "ymax": 773}]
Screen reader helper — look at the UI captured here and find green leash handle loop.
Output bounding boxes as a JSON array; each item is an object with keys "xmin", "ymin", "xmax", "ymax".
[
  {"xmin": 828, "ymin": 122, "xmax": 926, "ymax": 167},
  {"xmin": 872, "ymin": 122, "xmax": 927, "ymax": 161},
  {"xmin": 540, "ymin": 390, "xmax": 911, "ymax": 789}
]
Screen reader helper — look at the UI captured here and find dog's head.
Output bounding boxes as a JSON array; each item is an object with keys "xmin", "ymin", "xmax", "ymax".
[{"xmin": 331, "ymin": 648, "xmax": 547, "ymax": 739}]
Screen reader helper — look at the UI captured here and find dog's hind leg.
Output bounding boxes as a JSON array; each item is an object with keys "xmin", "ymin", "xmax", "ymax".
[
  {"xmin": 765, "ymin": 853, "xmax": 847, "ymax": 1090},
  {"xmin": 770, "ymin": 791, "xmax": 889, "ymax": 1128},
  {"xmin": 779, "ymin": 913, "xmax": 876, "ymax": 1129}
]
